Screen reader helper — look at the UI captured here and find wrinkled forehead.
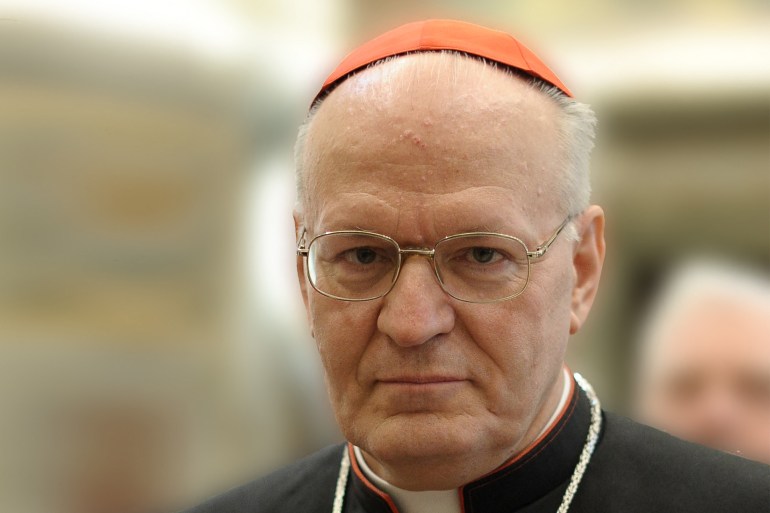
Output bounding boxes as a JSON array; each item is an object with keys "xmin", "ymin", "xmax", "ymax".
[{"xmin": 301, "ymin": 53, "xmax": 563, "ymax": 216}]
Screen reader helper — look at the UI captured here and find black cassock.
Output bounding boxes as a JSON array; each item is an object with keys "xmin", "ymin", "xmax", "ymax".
[{"xmin": 185, "ymin": 380, "xmax": 770, "ymax": 513}]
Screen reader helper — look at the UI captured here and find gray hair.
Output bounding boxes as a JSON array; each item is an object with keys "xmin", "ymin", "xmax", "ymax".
[
  {"xmin": 294, "ymin": 52, "xmax": 596, "ymax": 232},
  {"xmin": 637, "ymin": 259, "xmax": 770, "ymax": 371}
]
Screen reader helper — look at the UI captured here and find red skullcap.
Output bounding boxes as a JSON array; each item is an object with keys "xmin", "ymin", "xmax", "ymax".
[{"xmin": 314, "ymin": 19, "xmax": 572, "ymax": 107}]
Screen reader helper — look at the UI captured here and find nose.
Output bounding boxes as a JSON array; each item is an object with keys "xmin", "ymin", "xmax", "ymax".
[{"xmin": 377, "ymin": 256, "xmax": 455, "ymax": 347}]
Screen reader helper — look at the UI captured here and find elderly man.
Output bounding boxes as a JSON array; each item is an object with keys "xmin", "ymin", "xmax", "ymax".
[
  {"xmin": 186, "ymin": 20, "xmax": 769, "ymax": 513},
  {"xmin": 635, "ymin": 260, "xmax": 770, "ymax": 465}
]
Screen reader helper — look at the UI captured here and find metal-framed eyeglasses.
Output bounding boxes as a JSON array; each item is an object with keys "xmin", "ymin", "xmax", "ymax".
[{"xmin": 296, "ymin": 215, "xmax": 574, "ymax": 303}]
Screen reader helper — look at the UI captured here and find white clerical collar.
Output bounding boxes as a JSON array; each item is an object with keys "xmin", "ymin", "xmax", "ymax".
[
  {"xmin": 353, "ymin": 367, "xmax": 573, "ymax": 513},
  {"xmin": 353, "ymin": 445, "xmax": 461, "ymax": 513},
  {"xmin": 537, "ymin": 367, "xmax": 573, "ymax": 439}
]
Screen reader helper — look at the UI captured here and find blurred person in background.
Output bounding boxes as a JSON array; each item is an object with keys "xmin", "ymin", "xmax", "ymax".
[
  {"xmin": 184, "ymin": 19, "xmax": 769, "ymax": 513},
  {"xmin": 634, "ymin": 260, "xmax": 770, "ymax": 464}
]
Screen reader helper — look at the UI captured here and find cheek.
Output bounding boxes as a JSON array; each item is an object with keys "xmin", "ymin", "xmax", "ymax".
[
  {"xmin": 529, "ymin": 265, "xmax": 576, "ymax": 356},
  {"xmin": 467, "ymin": 303, "xmax": 567, "ymax": 394},
  {"xmin": 468, "ymin": 277, "xmax": 572, "ymax": 405},
  {"xmin": 511, "ymin": 285, "xmax": 572, "ymax": 357},
  {"xmin": 310, "ymin": 297, "xmax": 379, "ymax": 399}
]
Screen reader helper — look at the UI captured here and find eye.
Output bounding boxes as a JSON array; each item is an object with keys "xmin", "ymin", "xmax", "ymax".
[
  {"xmin": 437, "ymin": 235, "xmax": 525, "ymax": 273},
  {"xmin": 469, "ymin": 247, "xmax": 500, "ymax": 264},
  {"xmin": 345, "ymin": 247, "xmax": 378, "ymax": 264}
]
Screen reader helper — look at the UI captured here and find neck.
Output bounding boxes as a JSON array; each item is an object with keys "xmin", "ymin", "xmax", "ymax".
[{"xmin": 359, "ymin": 367, "xmax": 572, "ymax": 491}]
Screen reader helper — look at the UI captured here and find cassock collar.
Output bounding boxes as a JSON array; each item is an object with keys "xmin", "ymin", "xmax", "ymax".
[{"xmin": 346, "ymin": 374, "xmax": 591, "ymax": 513}]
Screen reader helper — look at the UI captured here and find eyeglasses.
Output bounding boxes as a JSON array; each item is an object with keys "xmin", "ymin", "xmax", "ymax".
[{"xmin": 296, "ymin": 215, "xmax": 574, "ymax": 303}]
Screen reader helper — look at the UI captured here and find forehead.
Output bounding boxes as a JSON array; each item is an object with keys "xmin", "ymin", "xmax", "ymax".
[{"xmin": 302, "ymin": 53, "xmax": 564, "ymax": 227}]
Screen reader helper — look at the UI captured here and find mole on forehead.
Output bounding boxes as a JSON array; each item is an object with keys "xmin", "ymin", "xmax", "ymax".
[{"xmin": 311, "ymin": 100, "xmax": 549, "ymax": 162}]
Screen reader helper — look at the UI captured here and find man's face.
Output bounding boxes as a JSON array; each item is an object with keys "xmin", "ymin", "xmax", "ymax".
[
  {"xmin": 638, "ymin": 296, "xmax": 770, "ymax": 464},
  {"xmin": 296, "ymin": 55, "xmax": 603, "ymax": 489}
]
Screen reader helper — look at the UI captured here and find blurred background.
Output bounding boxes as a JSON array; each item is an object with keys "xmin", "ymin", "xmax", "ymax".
[{"xmin": 0, "ymin": 0, "xmax": 767, "ymax": 511}]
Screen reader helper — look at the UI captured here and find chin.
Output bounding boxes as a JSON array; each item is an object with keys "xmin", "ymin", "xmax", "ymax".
[{"xmin": 358, "ymin": 412, "xmax": 508, "ymax": 465}]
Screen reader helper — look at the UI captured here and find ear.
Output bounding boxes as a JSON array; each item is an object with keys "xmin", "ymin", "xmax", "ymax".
[
  {"xmin": 294, "ymin": 211, "xmax": 314, "ymax": 333},
  {"xmin": 569, "ymin": 205, "xmax": 606, "ymax": 334}
]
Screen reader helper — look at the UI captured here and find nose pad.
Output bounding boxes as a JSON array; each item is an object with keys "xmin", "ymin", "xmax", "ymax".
[{"xmin": 377, "ymin": 256, "xmax": 455, "ymax": 347}]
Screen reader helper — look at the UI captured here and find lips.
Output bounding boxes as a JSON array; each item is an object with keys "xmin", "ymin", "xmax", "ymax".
[
  {"xmin": 378, "ymin": 376, "xmax": 465, "ymax": 384},
  {"xmin": 374, "ymin": 375, "xmax": 467, "ymax": 409}
]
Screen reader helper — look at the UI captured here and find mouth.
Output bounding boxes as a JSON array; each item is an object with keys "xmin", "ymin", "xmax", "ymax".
[
  {"xmin": 374, "ymin": 376, "xmax": 468, "ymax": 409},
  {"xmin": 379, "ymin": 376, "xmax": 465, "ymax": 385}
]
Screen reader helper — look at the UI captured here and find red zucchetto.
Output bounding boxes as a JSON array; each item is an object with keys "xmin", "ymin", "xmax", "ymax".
[{"xmin": 314, "ymin": 19, "xmax": 572, "ymax": 106}]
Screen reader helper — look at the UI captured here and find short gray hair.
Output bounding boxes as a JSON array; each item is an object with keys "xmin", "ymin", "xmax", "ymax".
[
  {"xmin": 637, "ymin": 259, "xmax": 770, "ymax": 372},
  {"xmin": 294, "ymin": 52, "xmax": 596, "ymax": 228}
]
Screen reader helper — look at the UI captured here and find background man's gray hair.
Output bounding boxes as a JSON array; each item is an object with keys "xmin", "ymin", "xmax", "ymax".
[
  {"xmin": 634, "ymin": 258, "xmax": 770, "ymax": 385},
  {"xmin": 293, "ymin": 52, "xmax": 597, "ymax": 236}
]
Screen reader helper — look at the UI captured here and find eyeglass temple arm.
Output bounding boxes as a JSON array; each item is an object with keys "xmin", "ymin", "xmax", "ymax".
[
  {"xmin": 527, "ymin": 215, "xmax": 574, "ymax": 260},
  {"xmin": 296, "ymin": 227, "xmax": 309, "ymax": 256}
]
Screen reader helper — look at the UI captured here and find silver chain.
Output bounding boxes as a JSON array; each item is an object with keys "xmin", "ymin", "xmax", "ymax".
[
  {"xmin": 332, "ymin": 372, "xmax": 602, "ymax": 513},
  {"xmin": 557, "ymin": 373, "xmax": 601, "ymax": 513},
  {"xmin": 332, "ymin": 445, "xmax": 351, "ymax": 513}
]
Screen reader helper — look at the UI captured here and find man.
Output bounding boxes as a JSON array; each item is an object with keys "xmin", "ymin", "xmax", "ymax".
[
  {"xmin": 635, "ymin": 260, "xmax": 770, "ymax": 465},
  {"xmin": 186, "ymin": 19, "xmax": 769, "ymax": 512}
]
